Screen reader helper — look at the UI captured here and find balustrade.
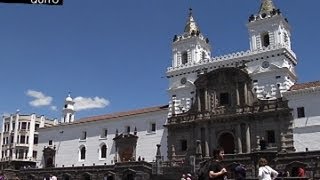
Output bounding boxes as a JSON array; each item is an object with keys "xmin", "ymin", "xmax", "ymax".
[
  {"xmin": 167, "ymin": 44, "xmax": 296, "ymax": 72},
  {"xmin": 168, "ymin": 100, "xmax": 288, "ymax": 124}
]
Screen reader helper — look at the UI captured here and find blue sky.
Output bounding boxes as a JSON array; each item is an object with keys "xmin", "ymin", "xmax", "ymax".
[{"xmin": 0, "ymin": 0, "xmax": 319, "ymax": 120}]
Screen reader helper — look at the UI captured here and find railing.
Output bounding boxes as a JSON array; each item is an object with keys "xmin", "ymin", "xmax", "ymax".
[{"xmin": 0, "ymin": 156, "xmax": 35, "ymax": 162}]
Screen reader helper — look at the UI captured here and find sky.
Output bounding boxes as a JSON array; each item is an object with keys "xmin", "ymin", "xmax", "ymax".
[{"xmin": 0, "ymin": 0, "xmax": 319, "ymax": 121}]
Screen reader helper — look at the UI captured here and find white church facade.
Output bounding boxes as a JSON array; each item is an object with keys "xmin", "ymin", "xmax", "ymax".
[
  {"xmin": 32, "ymin": 0, "xmax": 319, "ymax": 169},
  {"xmin": 167, "ymin": 1, "xmax": 296, "ymax": 117},
  {"xmin": 1, "ymin": 0, "xmax": 320, "ymax": 179}
]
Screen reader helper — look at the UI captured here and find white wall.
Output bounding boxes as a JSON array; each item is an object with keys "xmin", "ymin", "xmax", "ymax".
[
  {"xmin": 284, "ymin": 88, "xmax": 320, "ymax": 151},
  {"xmin": 36, "ymin": 109, "xmax": 168, "ymax": 168}
]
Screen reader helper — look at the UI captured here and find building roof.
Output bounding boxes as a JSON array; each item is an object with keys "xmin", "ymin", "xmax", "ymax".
[
  {"xmin": 76, "ymin": 105, "xmax": 168, "ymax": 124},
  {"xmin": 39, "ymin": 105, "xmax": 168, "ymax": 130},
  {"xmin": 38, "ymin": 105, "xmax": 169, "ymax": 130},
  {"xmin": 289, "ymin": 81, "xmax": 320, "ymax": 91}
]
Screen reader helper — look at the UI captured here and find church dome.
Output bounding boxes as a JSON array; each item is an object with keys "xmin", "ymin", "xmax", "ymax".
[{"xmin": 65, "ymin": 94, "xmax": 73, "ymax": 102}]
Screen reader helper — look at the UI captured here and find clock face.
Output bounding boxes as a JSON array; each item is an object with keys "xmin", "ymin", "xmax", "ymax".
[
  {"xmin": 180, "ymin": 77, "xmax": 187, "ymax": 85},
  {"xmin": 262, "ymin": 61, "xmax": 270, "ymax": 68}
]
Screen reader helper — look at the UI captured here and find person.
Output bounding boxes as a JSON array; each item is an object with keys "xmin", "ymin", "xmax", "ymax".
[
  {"xmin": 297, "ymin": 167, "xmax": 305, "ymax": 179},
  {"xmin": 186, "ymin": 173, "xmax": 192, "ymax": 180},
  {"xmin": 0, "ymin": 172, "xmax": 5, "ymax": 180},
  {"xmin": 44, "ymin": 175, "xmax": 50, "ymax": 180},
  {"xmin": 208, "ymin": 147, "xmax": 227, "ymax": 180},
  {"xmin": 234, "ymin": 163, "xmax": 246, "ymax": 180},
  {"xmin": 181, "ymin": 174, "xmax": 186, "ymax": 180},
  {"xmin": 51, "ymin": 174, "xmax": 57, "ymax": 180},
  {"xmin": 258, "ymin": 158, "xmax": 278, "ymax": 180}
]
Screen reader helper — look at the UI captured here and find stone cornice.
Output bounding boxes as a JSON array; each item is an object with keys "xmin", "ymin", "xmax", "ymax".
[
  {"xmin": 249, "ymin": 65, "xmax": 297, "ymax": 82},
  {"xmin": 283, "ymin": 86, "xmax": 320, "ymax": 97},
  {"xmin": 247, "ymin": 14, "xmax": 290, "ymax": 31},
  {"xmin": 167, "ymin": 45, "xmax": 296, "ymax": 78}
]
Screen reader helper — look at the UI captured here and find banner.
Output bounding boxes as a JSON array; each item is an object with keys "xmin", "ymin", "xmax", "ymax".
[{"xmin": 0, "ymin": 0, "xmax": 63, "ymax": 5}]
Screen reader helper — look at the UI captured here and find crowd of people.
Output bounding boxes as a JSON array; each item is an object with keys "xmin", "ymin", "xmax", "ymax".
[
  {"xmin": 184, "ymin": 147, "xmax": 307, "ymax": 180},
  {"xmin": 44, "ymin": 174, "xmax": 57, "ymax": 180},
  {"xmin": 0, "ymin": 172, "xmax": 20, "ymax": 180},
  {"xmin": 0, "ymin": 147, "xmax": 307, "ymax": 180},
  {"xmin": 0, "ymin": 172, "xmax": 57, "ymax": 180},
  {"xmin": 180, "ymin": 173, "xmax": 193, "ymax": 180}
]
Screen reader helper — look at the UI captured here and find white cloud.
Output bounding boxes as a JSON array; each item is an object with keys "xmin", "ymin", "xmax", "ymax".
[
  {"xmin": 50, "ymin": 106, "xmax": 57, "ymax": 111},
  {"xmin": 26, "ymin": 90, "xmax": 53, "ymax": 107},
  {"xmin": 73, "ymin": 96, "xmax": 110, "ymax": 111}
]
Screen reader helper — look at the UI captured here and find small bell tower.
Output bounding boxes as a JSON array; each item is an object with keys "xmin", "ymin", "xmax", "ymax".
[
  {"xmin": 248, "ymin": 0, "xmax": 292, "ymax": 51},
  {"xmin": 171, "ymin": 8, "xmax": 211, "ymax": 68},
  {"xmin": 61, "ymin": 93, "xmax": 75, "ymax": 123}
]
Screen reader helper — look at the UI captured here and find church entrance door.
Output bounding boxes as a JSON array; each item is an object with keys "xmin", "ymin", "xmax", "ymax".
[
  {"xmin": 46, "ymin": 157, "xmax": 53, "ymax": 167},
  {"xmin": 120, "ymin": 147, "xmax": 133, "ymax": 162},
  {"xmin": 218, "ymin": 132, "xmax": 235, "ymax": 154}
]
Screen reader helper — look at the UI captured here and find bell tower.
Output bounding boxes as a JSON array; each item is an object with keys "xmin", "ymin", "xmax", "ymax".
[
  {"xmin": 246, "ymin": 0, "xmax": 297, "ymax": 100},
  {"xmin": 171, "ymin": 8, "xmax": 211, "ymax": 68},
  {"xmin": 248, "ymin": 0, "xmax": 292, "ymax": 51},
  {"xmin": 61, "ymin": 93, "xmax": 75, "ymax": 123},
  {"xmin": 167, "ymin": 9, "xmax": 212, "ymax": 117}
]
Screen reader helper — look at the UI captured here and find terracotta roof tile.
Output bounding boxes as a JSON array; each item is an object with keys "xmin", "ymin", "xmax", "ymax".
[
  {"xmin": 39, "ymin": 105, "xmax": 168, "ymax": 130},
  {"xmin": 290, "ymin": 81, "xmax": 320, "ymax": 91},
  {"xmin": 75, "ymin": 105, "xmax": 168, "ymax": 124}
]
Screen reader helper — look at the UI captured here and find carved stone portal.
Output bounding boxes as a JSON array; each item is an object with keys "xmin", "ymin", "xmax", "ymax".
[
  {"xmin": 113, "ymin": 133, "xmax": 138, "ymax": 162},
  {"xmin": 43, "ymin": 146, "xmax": 56, "ymax": 168}
]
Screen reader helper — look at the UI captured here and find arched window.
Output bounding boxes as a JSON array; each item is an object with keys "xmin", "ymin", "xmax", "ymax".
[
  {"xmin": 81, "ymin": 173, "xmax": 91, "ymax": 180},
  {"xmin": 181, "ymin": 51, "xmax": 188, "ymax": 65},
  {"xmin": 62, "ymin": 174, "xmax": 71, "ymax": 180},
  {"xmin": 202, "ymin": 51, "xmax": 206, "ymax": 60},
  {"xmin": 100, "ymin": 144, "xmax": 107, "ymax": 159},
  {"xmin": 106, "ymin": 175, "xmax": 114, "ymax": 180},
  {"xmin": 80, "ymin": 146, "xmax": 86, "ymax": 160},
  {"xmin": 261, "ymin": 32, "xmax": 270, "ymax": 47}
]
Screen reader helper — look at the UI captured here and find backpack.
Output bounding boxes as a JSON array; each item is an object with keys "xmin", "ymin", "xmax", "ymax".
[{"xmin": 197, "ymin": 159, "xmax": 213, "ymax": 180}]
